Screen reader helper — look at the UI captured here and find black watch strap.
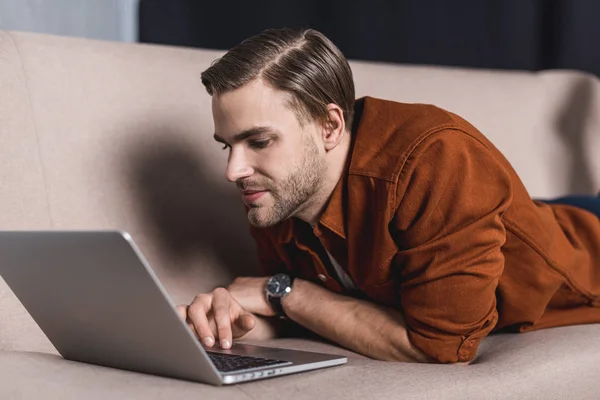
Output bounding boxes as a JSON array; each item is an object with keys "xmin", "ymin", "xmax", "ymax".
[{"xmin": 268, "ymin": 295, "xmax": 285, "ymax": 317}]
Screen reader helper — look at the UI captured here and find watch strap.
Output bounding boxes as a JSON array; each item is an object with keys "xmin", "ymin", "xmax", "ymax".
[
  {"xmin": 268, "ymin": 294, "xmax": 285, "ymax": 317},
  {"xmin": 267, "ymin": 275, "xmax": 295, "ymax": 318}
]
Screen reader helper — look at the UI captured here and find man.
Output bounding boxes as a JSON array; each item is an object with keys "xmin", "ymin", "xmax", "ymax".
[{"xmin": 177, "ymin": 28, "xmax": 600, "ymax": 364}]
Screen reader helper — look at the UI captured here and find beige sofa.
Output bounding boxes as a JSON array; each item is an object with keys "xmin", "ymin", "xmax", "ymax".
[{"xmin": 1, "ymin": 30, "xmax": 600, "ymax": 399}]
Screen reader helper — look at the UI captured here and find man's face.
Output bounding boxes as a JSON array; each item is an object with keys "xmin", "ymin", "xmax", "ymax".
[{"xmin": 212, "ymin": 79, "xmax": 327, "ymax": 228}]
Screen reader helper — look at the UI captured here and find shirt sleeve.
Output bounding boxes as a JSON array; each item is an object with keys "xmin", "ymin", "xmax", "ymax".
[{"xmin": 391, "ymin": 129, "xmax": 512, "ymax": 363}]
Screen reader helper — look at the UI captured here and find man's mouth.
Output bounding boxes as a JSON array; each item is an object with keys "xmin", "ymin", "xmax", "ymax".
[{"xmin": 241, "ymin": 190, "xmax": 268, "ymax": 204}]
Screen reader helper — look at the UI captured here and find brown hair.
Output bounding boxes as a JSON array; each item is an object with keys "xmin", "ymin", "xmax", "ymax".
[{"xmin": 201, "ymin": 28, "xmax": 355, "ymax": 131}]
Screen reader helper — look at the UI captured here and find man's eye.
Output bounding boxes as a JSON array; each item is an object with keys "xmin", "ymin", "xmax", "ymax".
[
  {"xmin": 249, "ymin": 139, "xmax": 271, "ymax": 149},
  {"xmin": 221, "ymin": 144, "xmax": 230, "ymax": 151}
]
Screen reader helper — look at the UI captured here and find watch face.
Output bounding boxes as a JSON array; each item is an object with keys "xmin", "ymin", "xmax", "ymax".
[{"xmin": 267, "ymin": 274, "xmax": 291, "ymax": 297}]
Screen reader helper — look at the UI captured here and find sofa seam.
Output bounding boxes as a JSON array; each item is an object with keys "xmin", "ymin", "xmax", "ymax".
[{"xmin": 6, "ymin": 32, "xmax": 54, "ymax": 228}]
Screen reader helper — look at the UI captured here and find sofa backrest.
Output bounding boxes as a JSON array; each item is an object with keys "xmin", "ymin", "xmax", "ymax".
[{"xmin": 0, "ymin": 30, "xmax": 599, "ymax": 353}]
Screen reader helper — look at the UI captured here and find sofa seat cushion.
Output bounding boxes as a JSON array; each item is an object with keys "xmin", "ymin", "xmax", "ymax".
[{"xmin": 1, "ymin": 325, "xmax": 598, "ymax": 399}]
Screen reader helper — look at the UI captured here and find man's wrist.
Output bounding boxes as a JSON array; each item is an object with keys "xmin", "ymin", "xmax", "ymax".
[
  {"xmin": 280, "ymin": 277, "xmax": 306, "ymax": 317},
  {"xmin": 265, "ymin": 274, "xmax": 296, "ymax": 318},
  {"xmin": 226, "ymin": 276, "xmax": 275, "ymax": 316}
]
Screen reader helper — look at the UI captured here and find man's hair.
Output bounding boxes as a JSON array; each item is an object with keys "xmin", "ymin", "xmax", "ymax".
[{"xmin": 201, "ymin": 28, "xmax": 355, "ymax": 131}]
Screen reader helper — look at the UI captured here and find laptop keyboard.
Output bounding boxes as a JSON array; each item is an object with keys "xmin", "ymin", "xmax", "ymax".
[{"xmin": 207, "ymin": 352, "xmax": 292, "ymax": 373}]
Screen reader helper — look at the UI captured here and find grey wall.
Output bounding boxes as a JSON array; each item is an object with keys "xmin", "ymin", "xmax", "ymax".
[{"xmin": 0, "ymin": 0, "xmax": 139, "ymax": 42}]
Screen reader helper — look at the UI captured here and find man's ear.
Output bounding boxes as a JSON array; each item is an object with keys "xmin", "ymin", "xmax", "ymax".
[{"xmin": 322, "ymin": 104, "xmax": 346, "ymax": 151}]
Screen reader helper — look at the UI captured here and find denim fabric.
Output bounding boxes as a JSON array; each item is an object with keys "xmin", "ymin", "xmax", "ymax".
[{"xmin": 540, "ymin": 195, "xmax": 600, "ymax": 218}]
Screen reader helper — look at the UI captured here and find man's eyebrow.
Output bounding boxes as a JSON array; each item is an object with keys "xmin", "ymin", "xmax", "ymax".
[{"xmin": 213, "ymin": 126, "xmax": 273, "ymax": 144}]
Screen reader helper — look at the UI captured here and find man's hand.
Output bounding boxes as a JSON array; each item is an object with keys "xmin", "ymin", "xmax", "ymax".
[
  {"xmin": 176, "ymin": 287, "xmax": 257, "ymax": 349},
  {"xmin": 227, "ymin": 276, "xmax": 274, "ymax": 316},
  {"xmin": 177, "ymin": 277, "xmax": 279, "ymax": 349}
]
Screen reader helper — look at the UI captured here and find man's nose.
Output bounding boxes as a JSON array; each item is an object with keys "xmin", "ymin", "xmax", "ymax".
[{"xmin": 225, "ymin": 149, "xmax": 253, "ymax": 183}]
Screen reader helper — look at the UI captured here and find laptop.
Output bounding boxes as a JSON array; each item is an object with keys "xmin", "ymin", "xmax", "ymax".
[{"xmin": 0, "ymin": 230, "xmax": 347, "ymax": 385}]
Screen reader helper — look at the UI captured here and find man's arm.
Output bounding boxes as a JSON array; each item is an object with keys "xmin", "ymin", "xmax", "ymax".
[
  {"xmin": 390, "ymin": 130, "xmax": 511, "ymax": 364},
  {"xmin": 241, "ymin": 229, "xmax": 430, "ymax": 361},
  {"xmin": 282, "ymin": 278, "xmax": 432, "ymax": 363},
  {"xmin": 227, "ymin": 276, "xmax": 431, "ymax": 362}
]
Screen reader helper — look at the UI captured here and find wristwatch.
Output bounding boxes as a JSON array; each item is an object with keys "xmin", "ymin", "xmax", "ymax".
[{"xmin": 265, "ymin": 273, "xmax": 295, "ymax": 318}]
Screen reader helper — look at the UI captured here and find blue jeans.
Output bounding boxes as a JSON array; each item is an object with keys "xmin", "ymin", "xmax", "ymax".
[{"xmin": 538, "ymin": 195, "xmax": 600, "ymax": 218}]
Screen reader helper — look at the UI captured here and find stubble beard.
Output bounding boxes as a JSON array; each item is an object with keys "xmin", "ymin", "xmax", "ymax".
[{"xmin": 247, "ymin": 138, "xmax": 326, "ymax": 228}]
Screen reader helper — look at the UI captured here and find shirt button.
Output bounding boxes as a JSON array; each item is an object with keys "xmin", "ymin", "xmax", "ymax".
[
  {"xmin": 457, "ymin": 338, "xmax": 474, "ymax": 361},
  {"xmin": 318, "ymin": 274, "xmax": 327, "ymax": 282}
]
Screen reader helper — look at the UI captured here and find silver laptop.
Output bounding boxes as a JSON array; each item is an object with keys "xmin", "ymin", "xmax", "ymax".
[{"xmin": 0, "ymin": 231, "xmax": 347, "ymax": 385}]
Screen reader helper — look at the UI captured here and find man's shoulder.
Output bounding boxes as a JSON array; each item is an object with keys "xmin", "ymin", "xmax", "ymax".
[{"xmin": 349, "ymin": 96, "xmax": 479, "ymax": 182}]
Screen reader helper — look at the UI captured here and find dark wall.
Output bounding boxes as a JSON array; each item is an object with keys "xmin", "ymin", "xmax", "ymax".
[{"xmin": 139, "ymin": 0, "xmax": 600, "ymax": 76}]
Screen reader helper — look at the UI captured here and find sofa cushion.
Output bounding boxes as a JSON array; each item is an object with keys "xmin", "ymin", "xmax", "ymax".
[
  {"xmin": 1, "ymin": 325, "xmax": 599, "ymax": 399},
  {"xmin": 0, "ymin": 31, "xmax": 55, "ymax": 354},
  {"xmin": 0, "ymin": 30, "xmax": 258, "ymax": 353},
  {"xmin": 352, "ymin": 61, "xmax": 600, "ymax": 198}
]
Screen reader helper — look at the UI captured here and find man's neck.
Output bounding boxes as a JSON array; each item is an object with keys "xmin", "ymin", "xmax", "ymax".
[{"xmin": 297, "ymin": 132, "xmax": 352, "ymax": 227}]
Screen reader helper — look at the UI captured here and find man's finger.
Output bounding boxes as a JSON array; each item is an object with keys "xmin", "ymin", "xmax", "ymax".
[
  {"xmin": 175, "ymin": 305, "xmax": 188, "ymax": 320},
  {"xmin": 187, "ymin": 295, "xmax": 216, "ymax": 347},
  {"xmin": 233, "ymin": 313, "xmax": 256, "ymax": 336},
  {"xmin": 175, "ymin": 305, "xmax": 199, "ymax": 337},
  {"xmin": 212, "ymin": 287, "xmax": 233, "ymax": 349}
]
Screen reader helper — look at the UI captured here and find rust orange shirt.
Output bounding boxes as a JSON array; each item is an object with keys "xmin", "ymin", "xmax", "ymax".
[{"xmin": 249, "ymin": 96, "xmax": 600, "ymax": 363}]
